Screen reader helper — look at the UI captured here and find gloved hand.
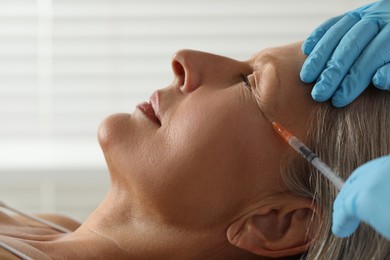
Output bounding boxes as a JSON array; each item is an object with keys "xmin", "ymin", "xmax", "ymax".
[
  {"xmin": 300, "ymin": 0, "xmax": 390, "ymax": 107},
  {"xmin": 332, "ymin": 155, "xmax": 390, "ymax": 240}
]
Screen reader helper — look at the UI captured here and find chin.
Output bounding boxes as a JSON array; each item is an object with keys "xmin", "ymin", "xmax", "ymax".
[{"xmin": 97, "ymin": 113, "xmax": 131, "ymax": 151}]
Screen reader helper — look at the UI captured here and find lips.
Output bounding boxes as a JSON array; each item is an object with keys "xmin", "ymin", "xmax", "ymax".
[{"xmin": 136, "ymin": 91, "xmax": 162, "ymax": 126}]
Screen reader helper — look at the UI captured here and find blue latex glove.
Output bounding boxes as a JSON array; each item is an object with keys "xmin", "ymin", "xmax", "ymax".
[
  {"xmin": 301, "ymin": 0, "xmax": 390, "ymax": 107},
  {"xmin": 332, "ymin": 155, "xmax": 390, "ymax": 240}
]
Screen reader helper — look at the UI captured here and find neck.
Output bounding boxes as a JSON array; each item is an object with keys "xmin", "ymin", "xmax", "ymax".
[{"xmin": 42, "ymin": 190, "xmax": 230, "ymax": 259}]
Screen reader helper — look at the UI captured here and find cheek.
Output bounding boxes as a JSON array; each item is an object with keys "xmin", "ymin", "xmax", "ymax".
[
  {"xmin": 164, "ymin": 96, "xmax": 276, "ymax": 195},
  {"xmin": 157, "ymin": 110, "xmax": 255, "ymax": 223},
  {"xmin": 165, "ymin": 97, "xmax": 246, "ymax": 172}
]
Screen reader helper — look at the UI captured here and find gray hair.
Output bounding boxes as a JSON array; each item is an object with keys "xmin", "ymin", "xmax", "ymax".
[{"xmin": 280, "ymin": 87, "xmax": 390, "ymax": 259}]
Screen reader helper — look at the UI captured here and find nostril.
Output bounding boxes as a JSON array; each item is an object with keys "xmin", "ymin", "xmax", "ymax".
[{"xmin": 172, "ymin": 60, "xmax": 185, "ymax": 87}]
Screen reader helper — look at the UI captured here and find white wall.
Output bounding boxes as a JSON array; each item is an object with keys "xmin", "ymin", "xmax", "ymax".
[{"xmin": 0, "ymin": 0, "xmax": 369, "ymax": 221}]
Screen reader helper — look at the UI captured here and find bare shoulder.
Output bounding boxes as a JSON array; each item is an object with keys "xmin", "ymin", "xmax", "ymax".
[
  {"xmin": 13, "ymin": 213, "xmax": 81, "ymax": 231},
  {"xmin": 35, "ymin": 213, "xmax": 81, "ymax": 231},
  {"xmin": 0, "ymin": 211, "xmax": 79, "ymax": 259}
]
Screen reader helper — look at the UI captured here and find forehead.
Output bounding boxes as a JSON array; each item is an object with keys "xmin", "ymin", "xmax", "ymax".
[
  {"xmin": 248, "ymin": 43, "xmax": 302, "ymax": 69},
  {"xmin": 250, "ymin": 48, "xmax": 283, "ymax": 94},
  {"xmin": 250, "ymin": 51, "xmax": 280, "ymax": 70}
]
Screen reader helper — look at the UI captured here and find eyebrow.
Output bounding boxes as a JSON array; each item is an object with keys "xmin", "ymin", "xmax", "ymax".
[
  {"xmin": 250, "ymin": 53, "xmax": 282, "ymax": 116},
  {"xmin": 253, "ymin": 53, "xmax": 282, "ymax": 90}
]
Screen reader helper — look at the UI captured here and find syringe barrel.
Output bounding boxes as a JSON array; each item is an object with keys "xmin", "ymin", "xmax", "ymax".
[
  {"xmin": 311, "ymin": 157, "xmax": 344, "ymax": 191},
  {"xmin": 288, "ymin": 136, "xmax": 344, "ymax": 191},
  {"xmin": 288, "ymin": 136, "xmax": 316, "ymax": 162}
]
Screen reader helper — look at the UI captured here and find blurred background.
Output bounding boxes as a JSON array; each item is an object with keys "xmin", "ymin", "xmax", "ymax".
[{"xmin": 0, "ymin": 0, "xmax": 368, "ymax": 222}]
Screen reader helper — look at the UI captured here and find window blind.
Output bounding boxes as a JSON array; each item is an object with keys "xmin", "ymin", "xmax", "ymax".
[{"xmin": 0, "ymin": 0, "xmax": 369, "ymax": 220}]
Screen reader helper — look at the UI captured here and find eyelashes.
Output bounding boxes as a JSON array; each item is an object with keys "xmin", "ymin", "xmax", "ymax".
[
  {"xmin": 240, "ymin": 72, "xmax": 263, "ymax": 108},
  {"xmin": 240, "ymin": 73, "xmax": 252, "ymax": 90}
]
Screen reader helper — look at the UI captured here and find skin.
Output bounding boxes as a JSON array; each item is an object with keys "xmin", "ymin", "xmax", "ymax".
[{"xmin": 0, "ymin": 42, "xmax": 318, "ymax": 259}]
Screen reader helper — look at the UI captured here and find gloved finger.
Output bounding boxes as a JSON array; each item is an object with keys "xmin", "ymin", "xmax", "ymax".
[
  {"xmin": 302, "ymin": 15, "xmax": 344, "ymax": 56},
  {"xmin": 310, "ymin": 20, "xmax": 379, "ymax": 103},
  {"xmin": 332, "ymin": 179, "xmax": 361, "ymax": 237},
  {"xmin": 332, "ymin": 209, "xmax": 360, "ymax": 237},
  {"xmin": 302, "ymin": 2, "xmax": 375, "ymax": 56},
  {"xmin": 373, "ymin": 63, "xmax": 390, "ymax": 90},
  {"xmin": 332, "ymin": 24, "xmax": 390, "ymax": 107},
  {"xmin": 300, "ymin": 15, "xmax": 360, "ymax": 83}
]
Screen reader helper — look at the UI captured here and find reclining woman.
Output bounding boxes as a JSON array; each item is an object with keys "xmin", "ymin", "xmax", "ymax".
[{"xmin": 0, "ymin": 41, "xmax": 389, "ymax": 259}]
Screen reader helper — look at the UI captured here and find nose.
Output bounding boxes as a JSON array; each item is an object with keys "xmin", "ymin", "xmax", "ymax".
[
  {"xmin": 171, "ymin": 49, "xmax": 251, "ymax": 93},
  {"xmin": 171, "ymin": 49, "xmax": 203, "ymax": 93}
]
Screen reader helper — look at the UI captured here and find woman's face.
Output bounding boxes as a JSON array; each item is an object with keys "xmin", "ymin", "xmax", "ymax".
[{"xmin": 98, "ymin": 42, "xmax": 316, "ymax": 229}]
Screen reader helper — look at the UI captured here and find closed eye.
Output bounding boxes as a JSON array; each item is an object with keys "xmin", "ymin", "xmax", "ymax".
[
  {"xmin": 240, "ymin": 73, "xmax": 252, "ymax": 91},
  {"xmin": 240, "ymin": 72, "xmax": 263, "ymax": 111}
]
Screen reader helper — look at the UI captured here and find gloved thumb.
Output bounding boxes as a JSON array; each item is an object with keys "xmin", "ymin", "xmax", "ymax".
[{"xmin": 332, "ymin": 202, "xmax": 360, "ymax": 237}]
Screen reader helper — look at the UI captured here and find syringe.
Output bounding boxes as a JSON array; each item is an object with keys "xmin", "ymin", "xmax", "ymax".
[{"xmin": 272, "ymin": 121, "xmax": 344, "ymax": 191}]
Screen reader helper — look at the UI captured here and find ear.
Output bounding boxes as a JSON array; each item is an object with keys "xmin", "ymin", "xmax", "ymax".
[{"xmin": 226, "ymin": 196, "xmax": 320, "ymax": 258}]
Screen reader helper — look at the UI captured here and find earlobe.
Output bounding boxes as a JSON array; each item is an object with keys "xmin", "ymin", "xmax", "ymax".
[{"xmin": 226, "ymin": 198, "xmax": 320, "ymax": 258}]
